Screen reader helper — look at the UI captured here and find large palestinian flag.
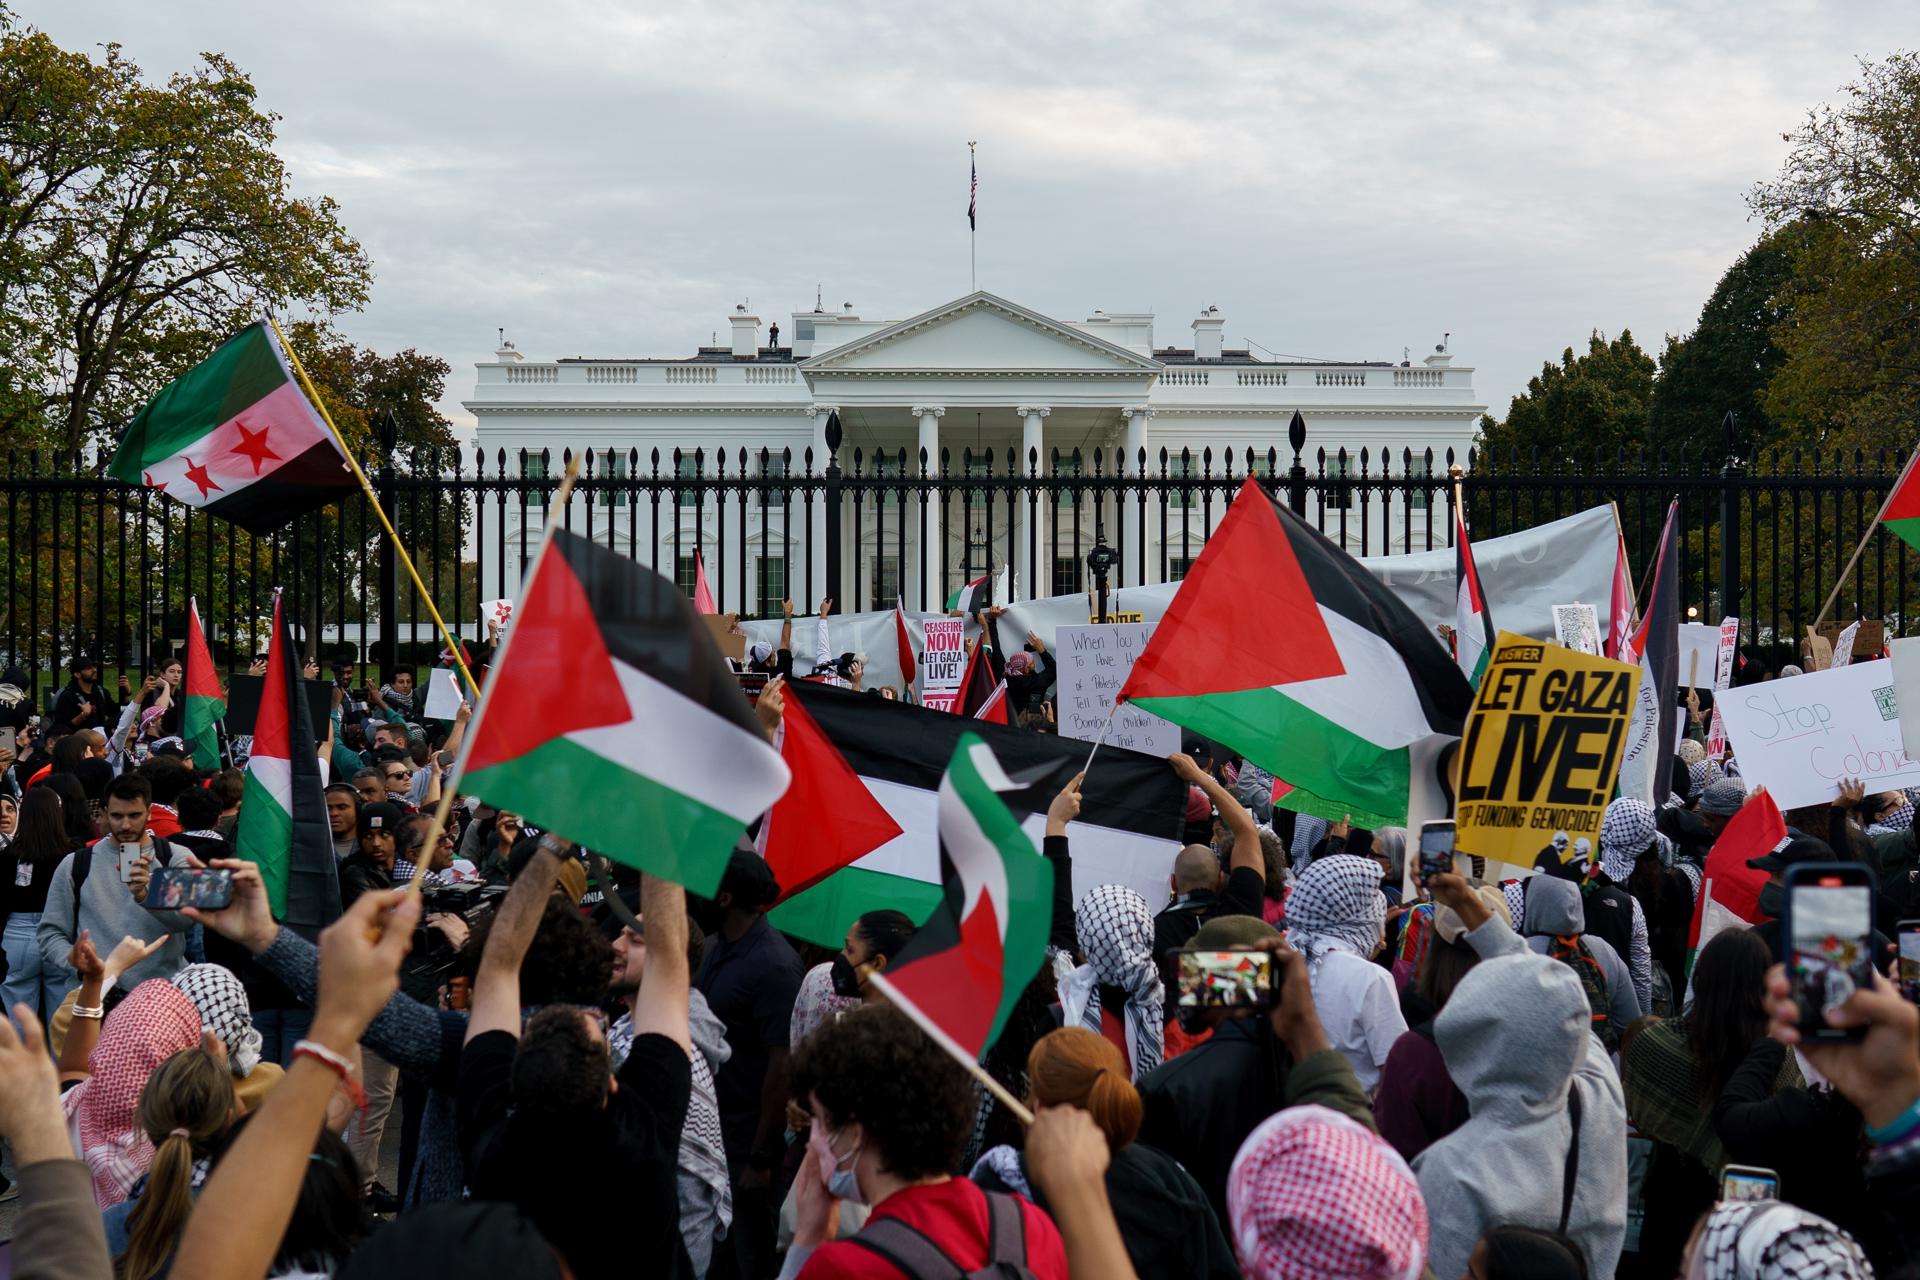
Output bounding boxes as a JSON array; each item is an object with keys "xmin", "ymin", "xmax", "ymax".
[
  {"xmin": 868, "ymin": 734, "xmax": 1054, "ymax": 1061},
  {"xmin": 233, "ymin": 591, "xmax": 338, "ymax": 932},
  {"xmin": 763, "ymin": 682, "xmax": 1184, "ymax": 948},
  {"xmin": 107, "ymin": 323, "xmax": 357, "ymax": 533},
  {"xmin": 1618, "ymin": 500, "xmax": 1679, "ymax": 805},
  {"xmin": 1118, "ymin": 476, "xmax": 1474, "ymax": 825},
  {"xmin": 182, "ymin": 597, "xmax": 225, "ymax": 770},
  {"xmin": 1879, "ymin": 447, "xmax": 1920, "ymax": 553},
  {"xmin": 458, "ymin": 529, "xmax": 789, "ymax": 895},
  {"xmin": 1454, "ymin": 508, "xmax": 1494, "ymax": 689}
]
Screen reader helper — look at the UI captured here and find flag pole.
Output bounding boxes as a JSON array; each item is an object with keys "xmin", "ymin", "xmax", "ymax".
[
  {"xmin": 408, "ymin": 452, "xmax": 584, "ymax": 892},
  {"xmin": 1813, "ymin": 446, "xmax": 1918, "ymax": 630},
  {"xmin": 265, "ymin": 315, "xmax": 480, "ymax": 698},
  {"xmin": 1080, "ymin": 702, "xmax": 1117, "ymax": 775},
  {"xmin": 869, "ymin": 971, "xmax": 1035, "ymax": 1126},
  {"xmin": 968, "ymin": 140, "xmax": 977, "ymax": 293}
]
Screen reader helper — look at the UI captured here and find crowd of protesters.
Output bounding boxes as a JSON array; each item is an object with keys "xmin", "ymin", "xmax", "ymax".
[{"xmin": 1, "ymin": 610, "xmax": 1919, "ymax": 1280}]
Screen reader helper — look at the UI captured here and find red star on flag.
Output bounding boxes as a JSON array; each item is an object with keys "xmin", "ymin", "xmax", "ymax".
[
  {"xmin": 231, "ymin": 421, "xmax": 282, "ymax": 475},
  {"xmin": 142, "ymin": 471, "xmax": 168, "ymax": 494},
  {"xmin": 182, "ymin": 456, "xmax": 221, "ymax": 498}
]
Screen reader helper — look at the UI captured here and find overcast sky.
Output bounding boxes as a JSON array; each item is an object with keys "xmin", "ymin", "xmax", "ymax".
[{"xmin": 20, "ymin": 0, "xmax": 1909, "ymax": 437}]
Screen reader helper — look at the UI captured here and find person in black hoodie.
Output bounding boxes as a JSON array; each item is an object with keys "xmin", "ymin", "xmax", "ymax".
[
  {"xmin": 339, "ymin": 801, "xmax": 403, "ymax": 909},
  {"xmin": 50, "ymin": 654, "xmax": 117, "ymax": 732},
  {"xmin": 972, "ymin": 1026, "xmax": 1236, "ymax": 1279}
]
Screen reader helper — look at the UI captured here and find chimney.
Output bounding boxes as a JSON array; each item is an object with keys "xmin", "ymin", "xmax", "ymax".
[
  {"xmin": 729, "ymin": 306, "xmax": 760, "ymax": 359},
  {"xmin": 1424, "ymin": 334, "xmax": 1453, "ymax": 368},
  {"xmin": 1191, "ymin": 307, "xmax": 1224, "ymax": 361}
]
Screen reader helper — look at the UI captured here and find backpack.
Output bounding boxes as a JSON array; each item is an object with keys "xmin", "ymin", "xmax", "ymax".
[
  {"xmin": 1548, "ymin": 933, "xmax": 1619, "ymax": 1051},
  {"xmin": 846, "ymin": 1189, "xmax": 1039, "ymax": 1279}
]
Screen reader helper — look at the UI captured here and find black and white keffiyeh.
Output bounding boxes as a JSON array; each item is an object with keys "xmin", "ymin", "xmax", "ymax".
[
  {"xmin": 1699, "ymin": 1200, "xmax": 1871, "ymax": 1279},
  {"xmin": 1601, "ymin": 798, "xmax": 1657, "ymax": 881},
  {"xmin": 170, "ymin": 963, "xmax": 263, "ymax": 1077},
  {"xmin": 1285, "ymin": 854, "xmax": 1386, "ymax": 977},
  {"xmin": 1061, "ymin": 884, "xmax": 1163, "ymax": 1079}
]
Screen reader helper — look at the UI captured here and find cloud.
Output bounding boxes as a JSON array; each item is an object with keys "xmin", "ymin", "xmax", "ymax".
[{"xmin": 18, "ymin": 0, "xmax": 1910, "ymax": 435}]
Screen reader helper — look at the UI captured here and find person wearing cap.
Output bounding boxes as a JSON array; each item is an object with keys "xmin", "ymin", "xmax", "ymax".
[
  {"xmin": 693, "ymin": 846, "xmax": 803, "ymax": 1279},
  {"xmin": 340, "ymin": 801, "xmax": 403, "ymax": 911},
  {"xmin": 51, "ymin": 653, "xmax": 118, "ymax": 733},
  {"xmin": 1152, "ymin": 753, "xmax": 1267, "ymax": 990},
  {"xmin": 1745, "ymin": 834, "xmax": 1894, "ymax": 967}
]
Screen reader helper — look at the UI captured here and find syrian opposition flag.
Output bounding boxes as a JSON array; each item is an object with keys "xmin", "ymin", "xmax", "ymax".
[
  {"xmin": 1618, "ymin": 500, "xmax": 1679, "ymax": 805},
  {"xmin": 764, "ymin": 682, "xmax": 1183, "ymax": 948},
  {"xmin": 1117, "ymin": 477, "xmax": 1473, "ymax": 825},
  {"xmin": 895, "ymin": 597, "xmax": 917, "ymax": 701},
  {"xmin": 1454, "ymin": 508, "xmax": 1495, "ymax": 689},
  {"xmin": 233, "ymin": 590, "xmax": 338, "ymax": 932},
  {"xmin": 107, "ymin": 323, "xmax": 357, "ymax": 533},
  {"xmin": 693, "ymin": 550, "xmax": 717, "ymax": 614},
  {"xmin": 458, "ymin": 529, "xmax": 789, "ymax": 895},
  {"xmin": 182, "ymin": 597, "xmax": 226, "ymax": 770},
  {"xmin": 1606, "ymin": 510, "xmax": 1635, "ymax": 660},
  {"xmin": 1689, "ymin": 790, "xmax": 1787, "ymax": 968},
  {"xmin": 867, "ymin": 734, "xmax": 1054, "ymax": 1061}
]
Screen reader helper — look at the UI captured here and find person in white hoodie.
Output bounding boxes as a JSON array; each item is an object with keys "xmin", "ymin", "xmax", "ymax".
[{"xmin": 1415, "ymin": 872, "xmax": 1629, "ymax": 1280}]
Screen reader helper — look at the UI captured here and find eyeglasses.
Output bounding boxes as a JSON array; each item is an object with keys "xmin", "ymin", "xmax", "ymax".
[{"xmin": 385, "ymin": 771, "xmax": 409, "ymax": 782}]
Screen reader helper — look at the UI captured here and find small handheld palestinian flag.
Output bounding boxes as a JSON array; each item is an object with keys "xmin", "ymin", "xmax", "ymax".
[
  {"xmin": 1454, "ymin": 508, "xmax": 1494, "ymax": 689},
  {"xmin": 108, "ymin": 323, "xmax": 357, "ymax": 533},
  {"xmin": 457, "ymin": 529, "xmax": 789, "ymax": 895},
  {"xmin": 233, "ymin": 590, "xmax": 338, "ymax": 932},
  {"xmin": 868, "ymin": 733, "xmax": 1053, "ymax": 1062},
  {"xmin": 946, "ymin": 566, "xmax": 1007, "ymax": 616},
  {"xmin": 181, "ymin": 598, "xmax": 226, "ymax": 770},
  {"xmin": 1118, "ymin": 476, "xmax": 1472, "ymax": 825},
  {"xmin": 1688, "ymin": 789, "xmax": 1786, "ymax": 972},
  {"xmin": 1879, "ymin": 446, "xmax": 1920, "ymax": 552},
  {"xmin": 894, "ymin": 596, "xmax": 917, "ymax": 702}
]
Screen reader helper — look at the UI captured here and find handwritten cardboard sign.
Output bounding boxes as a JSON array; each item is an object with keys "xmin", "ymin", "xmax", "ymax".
[
  {"xmin": 1056, "ymin": 622, "xmax": 1180, "ymax": 757},
  {"xmin": 1718, "ymin": 662, "xmax": 1920, "ymax": 809},
  {"xmin": 1456, "ymin": 632, "xmax": 1642, "ymax": 863},
  {"xmin": 920, "ymin": 617, "xmax": 967, "ymax": 713}
]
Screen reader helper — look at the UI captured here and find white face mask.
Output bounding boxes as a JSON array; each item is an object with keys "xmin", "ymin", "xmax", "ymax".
[{"xmin": 808, "ymin": 1121, "xmax": 867, "ymax": 1205}]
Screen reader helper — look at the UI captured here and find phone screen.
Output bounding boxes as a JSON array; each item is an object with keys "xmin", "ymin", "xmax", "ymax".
[
  {"xmin": 1418, "ymin": 822, "xmax": 1455, "ymax": 881},
  {"xmin": 1898, "ymin": 926, "xmax": 1920, "ymax": 1004},
  {"xmin": 1790, "ymin": 878, "xmax": 1874, "ymax": 1034},
  {"xmin": 147, "ymin": 867, "xmax": 234, "ymax": 911},
  {"xmin": 1720, "ymin": 1167, "xmax": 1779, "ymax": 1203},
  {"xmin": 1176, "ymin": 949, "xmax": 1278, "ymax": 1010}
]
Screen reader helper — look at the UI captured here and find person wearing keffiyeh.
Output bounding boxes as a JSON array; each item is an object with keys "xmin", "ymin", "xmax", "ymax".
[
  {"xmin": 1596, "ymin": 798, "xmax": 1657, "ymax": 1010},
  {"xmin": 61, "ymin": 978, "xmax": 203, "ymax": 1207},
  {"xmin": 1685, "ymin": 1200, "xmax": 1872, "ymax": 1279},
  {"xmin": 170, "ymin": 962, "xmax": 285, "ymax": 1111},
  {"xmin": 1285, "ymin": 855, "xmax": 1404, "ymax": 1094},
  {"xmin": 1060, "ymin": 884, "xmax": 1165, "ymax": 1081}
]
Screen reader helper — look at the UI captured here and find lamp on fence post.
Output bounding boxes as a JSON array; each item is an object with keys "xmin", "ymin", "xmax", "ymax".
[
  {"xmin": 375, "ymin": 408, "xmax": 400, "ymax": 675},
  {"xmin": 823, "ymin": 411, "xmax": 843, "ymax": 613},
  {"xmin": 1286, "ymin": 410, "xmax": 1308, "ymax": 518},
  {"xmin": 1087, "ymin": 517, "xmax": 1116, "ymax": 625},
  {"xmin": 1718, "ymin": 410, "xmax": 1741, "ymax": 628}
]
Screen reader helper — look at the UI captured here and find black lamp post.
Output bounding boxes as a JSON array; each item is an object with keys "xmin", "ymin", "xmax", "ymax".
[{"xmin": 1087, "ymin": 517, "xmax": 1116, "ymax": 624}]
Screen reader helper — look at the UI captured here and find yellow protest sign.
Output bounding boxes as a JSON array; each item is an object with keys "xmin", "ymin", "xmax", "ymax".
[{"xmin": 1456, "ymin": 631, "xmax": 1641, "ymax": 865}]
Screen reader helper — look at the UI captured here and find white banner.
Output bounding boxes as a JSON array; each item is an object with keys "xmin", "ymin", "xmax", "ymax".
[
  {"xmin": 1888, "ymin": 637, "xmax": 1920, "ymax": 760},
  {"xmin": 1718, "ymin": 663, "xmax": 1919, "ymax": 809},
  {"xmin": 1055, "ymin": 622, "xmax": 1182, "ymax": 756}
]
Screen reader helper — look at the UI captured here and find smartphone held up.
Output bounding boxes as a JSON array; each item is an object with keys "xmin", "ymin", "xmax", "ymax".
[{"xmin": 1783, "ymin": 862, "xmax": 1876, "ymax": 1042}]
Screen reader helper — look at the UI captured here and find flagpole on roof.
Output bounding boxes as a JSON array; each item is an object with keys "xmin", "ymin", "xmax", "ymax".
[
  {"xmin": 968, "ymin": 140, "xmax": 977, "ymax": 293},
  {"xmin": 264, "ymin": 314, "xmax": 481, "ymax": 699},
  {"xmin": 405, "ymin": 451, "xmax": 585, "ymax": 893}
]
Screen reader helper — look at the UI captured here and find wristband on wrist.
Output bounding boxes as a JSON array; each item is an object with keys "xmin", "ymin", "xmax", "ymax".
[
  {"xmin": 70, "ymin": 1003, "xmax": 104, "ymax": 1020},
  {"xmin": 1866, "ymin": 1095, "xmax": 1920, "ymax": 1144},
  {"xmin": 293, "ymin": 1039, "xmax": 368, "ymax": 1110}
]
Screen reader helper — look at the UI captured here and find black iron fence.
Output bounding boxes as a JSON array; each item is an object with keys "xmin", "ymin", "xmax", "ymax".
[{"xmin": 4, "ymin": 413, "xmax": 1912, "ymax": 700}]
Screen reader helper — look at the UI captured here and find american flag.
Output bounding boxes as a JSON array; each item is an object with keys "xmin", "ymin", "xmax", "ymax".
[{"xmin": 968, "ymin": 152, "xmax": 977, "ymax": 230}]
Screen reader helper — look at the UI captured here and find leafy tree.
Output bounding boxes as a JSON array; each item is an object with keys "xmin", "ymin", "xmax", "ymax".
[
  {"xmin": 1748, "ymin": 51, "xmax": 1920, "ymax": 453},
  {"xmin": 1473, "ymin": 330, "xmax": 1658, "ymax": 466},
  {"xmin": 0, "ymin": 8, "xmax": 370, "ymax": 449}
]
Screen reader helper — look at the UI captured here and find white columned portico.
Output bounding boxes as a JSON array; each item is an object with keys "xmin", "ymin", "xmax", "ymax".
[
  {"xmin": 1016, "ymin": 406, "xmax": 1049, "ymax": 600},
  {"xmin": 912, "ymin": 406, "xmax": 944, "ymax": 608},
  {"xmin": 1123, "ymin": 405, "xmax": 1152, "ymax": 585},
  {"xmin": 809, "ymin": 404, "xmax": 836, "ymax": 606}
]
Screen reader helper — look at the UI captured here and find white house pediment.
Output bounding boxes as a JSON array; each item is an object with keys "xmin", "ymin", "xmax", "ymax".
[{"xmin": 801, "ymin": 291, "xmax": 1161, "ymax": 376}]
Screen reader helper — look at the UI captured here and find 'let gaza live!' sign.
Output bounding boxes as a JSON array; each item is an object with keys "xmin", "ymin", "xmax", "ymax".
[{"xmin": 1717, "ymin": 662, "xmax": 1920, "ymax": 810}]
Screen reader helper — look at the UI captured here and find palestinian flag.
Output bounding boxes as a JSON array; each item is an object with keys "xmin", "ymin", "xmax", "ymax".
[
  {"xmin": 182, "ymin": 597, "xmax": 225, "ymax": 770},
  {"xmin": 957, "ymin": 640, "xmax": 999, "ymax": 718},
  {"xmin": 458, "ymin": 529, "xmax": 789, "ymax": 895},
  {"xmin": 1688, "ymin": 790, "xmax": 1786, "ymax": 970},
  {"xmin": 867, "ymin": 733, "xmax": 1053, "ymax": 1060},
  {"xmin": 1879, "ymin": 446, "xmax": 1920, "ymax": 553},
  {"xmin": 895, "ymin": 597, "xmax": 917, "ymax": 701},
  {"xmin": 764, "ymin": 682, "xmax": 1183, "ymax": 948},
  {"xmin": 1454, "ymin": 508, "xmax": 1494, "ymax": 689},
  {"xmin": 1606, "ymin": 508, "xmax": 1635, "ymax": 660},
  {"xmin": 233, "ymin": 591, "xmax": 339, "ymax": 931},
  {"xmin": 1618, "ymin": 500, "xmax": 1679, "ymax": 805},
  {"xmin": 107, "ymin": 323, "xmax": 356, "ymax": 534},
  {"xmin": 693, "ymin": 550, "xmax": 717, "ymax": 614},
  {"xmin": 973, "ymin": 680, "xmax": 1009, "ymax": 724},
  {"xmin": 1118, "ymin": 476, "xmax": 1473, "ymax": 825},
  {"xmin": 945, "ymin": 566, "xmax": 1007, "ymax": 615}
]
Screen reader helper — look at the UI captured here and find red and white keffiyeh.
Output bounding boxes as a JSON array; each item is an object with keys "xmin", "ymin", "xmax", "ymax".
[
  {"xmin": 1226, "ymin": 1104, "xmax": 1428, "ymax": 1280},
  {"xmin": 61, "ymin": 979, "xmax": 202, "ymax": 1207}
]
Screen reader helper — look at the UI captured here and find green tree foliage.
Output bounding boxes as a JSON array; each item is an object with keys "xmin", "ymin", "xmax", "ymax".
[
  {"xmin": 1474, "ymin": 330, "xmax": 1658, "ymax": 465},
  {"xmin": 0, "ymin": 8, "xmax": 370, "ymax": 449},
  {"xmin": 1749, "ymin": 51, "xmax": 1920, "ymax": 453}
]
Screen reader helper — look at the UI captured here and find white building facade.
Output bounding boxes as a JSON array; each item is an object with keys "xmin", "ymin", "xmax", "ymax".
[{"xmin": 463, "ymin": 291, "xmax": 1484, "ymax": 616}]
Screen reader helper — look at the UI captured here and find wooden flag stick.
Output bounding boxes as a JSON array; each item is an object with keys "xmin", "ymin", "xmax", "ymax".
[
  {"xmin": 869, "ymin": 970, "xmax": 1035, "ymax": 1126},
  {"xmin": 267, "ymin": 314, "xmax": 480, "ymax": 697},
  {"xmin": 408, "ymin": 453, "xmax": 583, "ymax": 892}
]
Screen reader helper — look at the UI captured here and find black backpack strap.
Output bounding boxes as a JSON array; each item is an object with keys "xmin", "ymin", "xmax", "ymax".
[
  {"xmin": 847, "ymin": 1217, "xmax": 967, "ymax": 1280},
  {"xmin": 1558, "ymin": 1082, "xmax": 1584, "ymax": 1236},
  {"xmin": 982, "ymin": 1190, "xmax": 1028, "ymax": 1266},
  {"xmin": 70, "ymin": 842, "xmax": 94, "ymax": 937}
]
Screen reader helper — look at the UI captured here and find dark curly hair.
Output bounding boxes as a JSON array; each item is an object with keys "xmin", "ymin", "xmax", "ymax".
[
  {"xmin": 790, "ymin": 1004, "xmax": 973, "ymax": 1181},
  {"xmin": 458, "ymin": 897, "xmax": 614, "ymax": 1006},
  {"xmin": 512, "ymin": 1007, "xmax": 611, "ymax": 1117}
]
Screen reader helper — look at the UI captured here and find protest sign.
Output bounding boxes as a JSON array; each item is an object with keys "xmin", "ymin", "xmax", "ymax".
[
  {"xmin": 700, "ymin": 613, "xmax": 745, "ymax": 661},
  {"xmin": 1055, "ymin": 622, "xmax": 1180, "ymax": 755},
  {"xmin": 1717, "ymin": 662, "xmax": 1920, "ymax": 809},
  {"xmin": 1889, "ymin": 637, "xmax": 1920, "ymax": 759},
  {"xmin": 1803, "ymin": 627, "xmax": 1835, "ymax": 671},
  {"xmin": 1832, "ymin": 620, "xmax": 1862, "ymax": 669},
  {"xmin": 1678, "ymin": 624, "xmax": 1722, "ymax": 688},
  {"xmin": 920, "ymin": 617, "xmax": 967, "ymax": 712},
  {"xmin": 481, "ymin": 598, "xmax": 514, "ymax": 631},
  {"xmin": 1456, "ymin": 632, "xmax": 1641, "ymax": 865},
  {"xmin": 423, "ymin": 667, "xmax": 464, "ymax": 720},
  {"xmin": 1706, "ymin": 616, "xmax": 1738, "ymax": 757},
  {"xmin": 1552, "ymin": 603, "xmax": 1601, "ymax": 656}
]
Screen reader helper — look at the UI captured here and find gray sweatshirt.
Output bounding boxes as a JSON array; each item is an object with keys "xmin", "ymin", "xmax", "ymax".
[
  {"xmin": 1414, "ymin": 911, "xmax": 1629, "ymax": 1280},
  {"xmin": 35, "ymin": 838, "xmax": 193, "ymax": 988},
  {"xmin": 1519, "ymin": 875, "xmax": 1644, "ymax": 1033}
]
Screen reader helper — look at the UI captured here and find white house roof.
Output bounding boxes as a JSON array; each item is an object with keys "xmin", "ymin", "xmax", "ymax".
[{"xmin": 799, "ymin": 291, "xmax": 1163, "ymax": 375}]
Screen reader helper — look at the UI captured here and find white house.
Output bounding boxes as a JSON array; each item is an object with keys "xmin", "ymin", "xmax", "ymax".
[{"xmin": 463, "ymin": 291, "xmax": 1484, "ymax": 616}]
